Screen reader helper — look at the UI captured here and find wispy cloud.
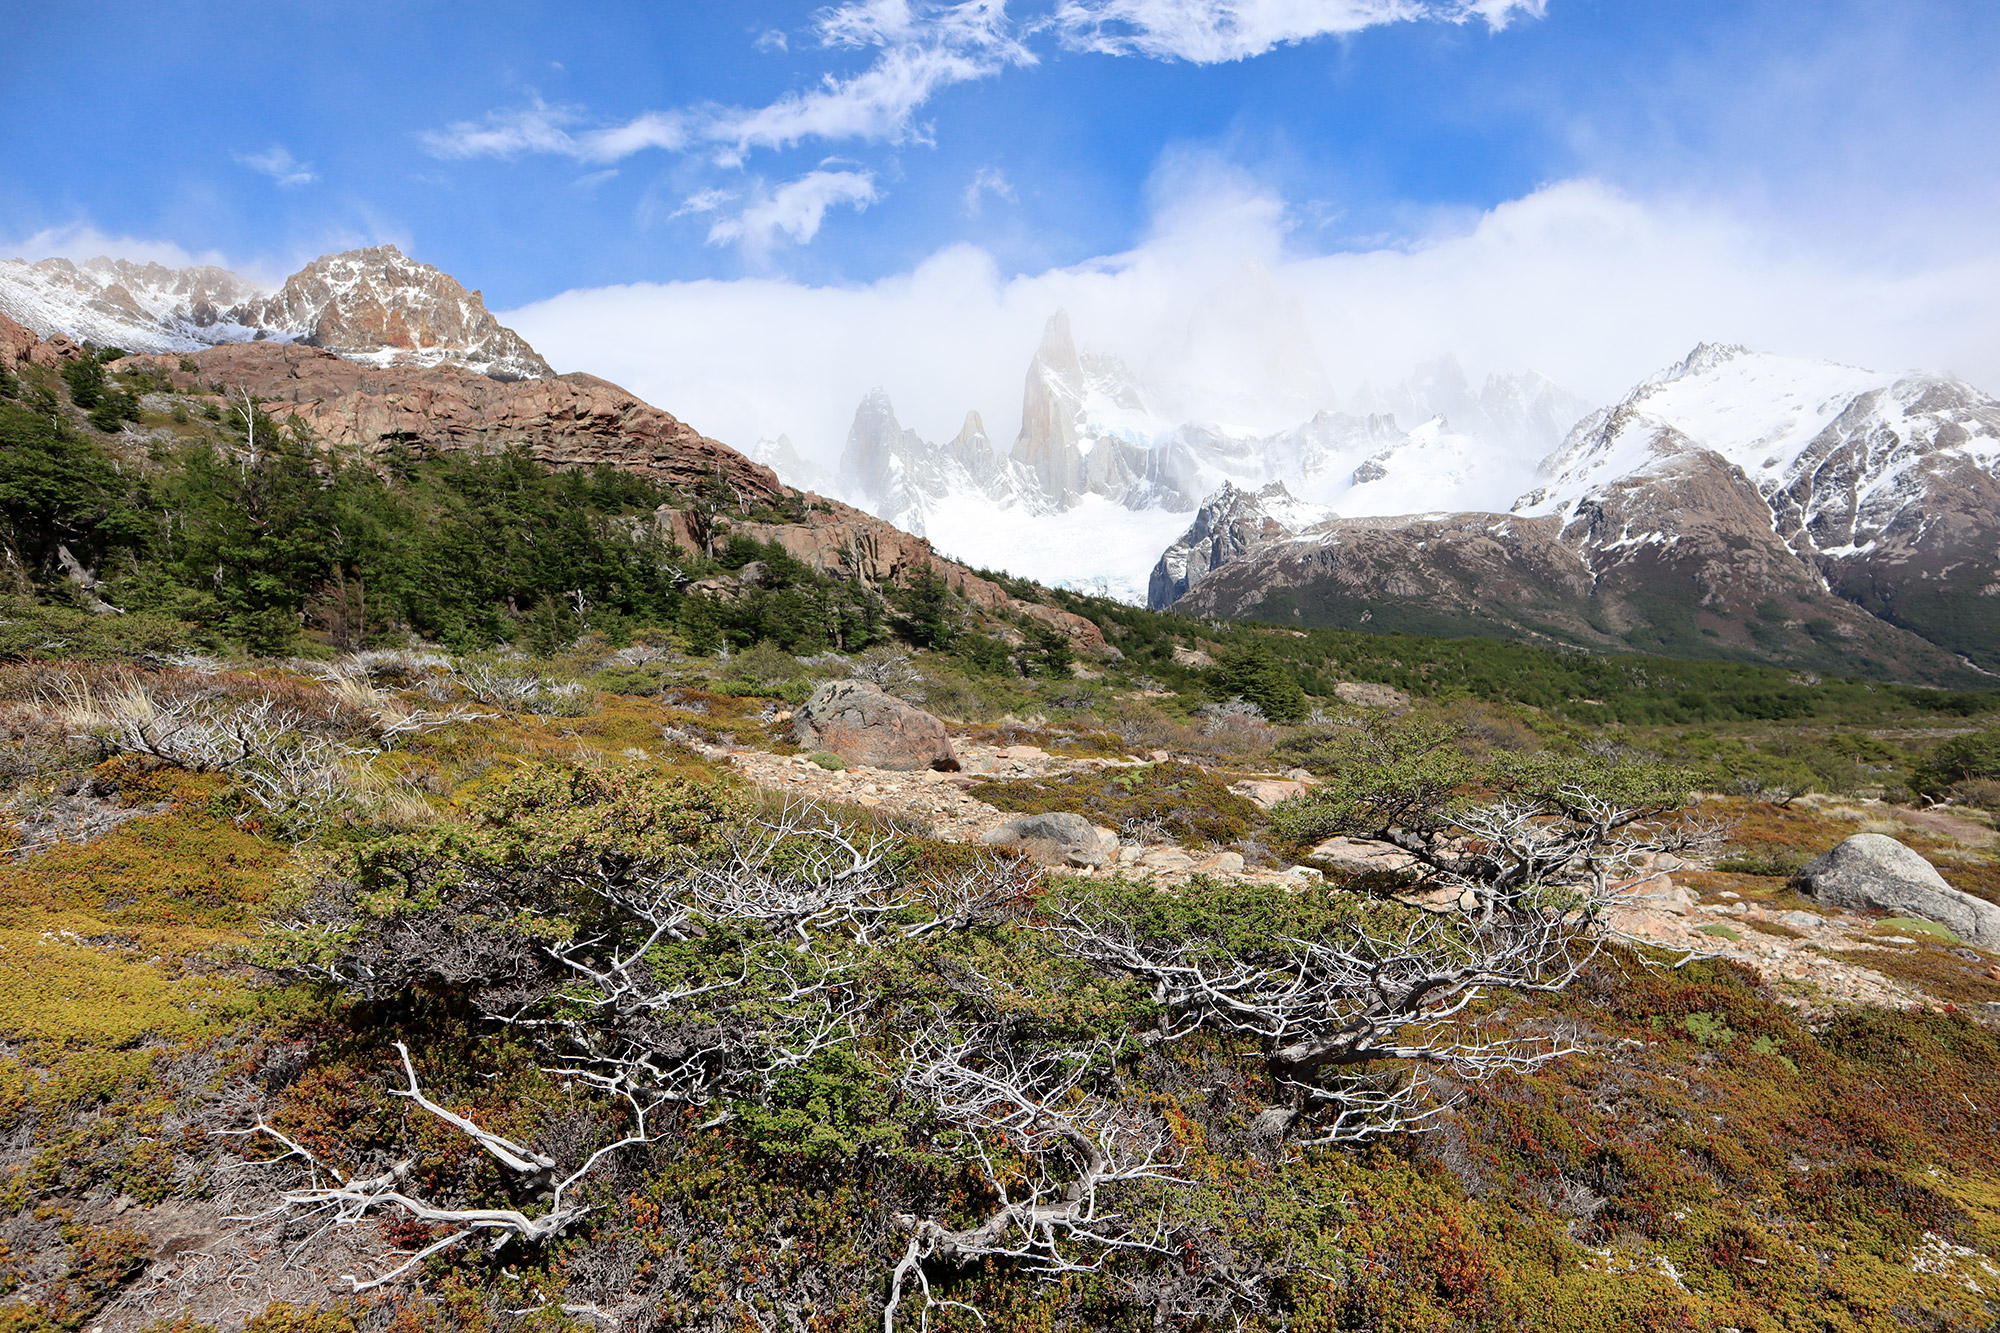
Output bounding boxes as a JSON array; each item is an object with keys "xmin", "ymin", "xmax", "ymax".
[
  {"xmin": 234, "ymin": 145, "xmax": 318, "ymax": 187},
  {"xmin": 706, "ymin": 169, "xmax": 880, "ymax": 252},
  {"xmin": 963, "ymin": 165, "xmax": 1016, "ymax": 215},
  {"xmin": 707, "ymin": 6, "xmax": 1033, "ymax": 165},
  {"xmin": 419, "ymin": 100, "xmax": 685, "ymax": 163},
  {"xmin": 419, "ymin": 2, "xmax": 1031, "ymax": 174},
  {"xmin": 1054, "ymin": 0, "xmax": 1546, "ymax": 62}
]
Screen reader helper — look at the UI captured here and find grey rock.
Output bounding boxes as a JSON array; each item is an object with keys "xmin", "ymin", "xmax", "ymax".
[
  {"xmin": 792, "ymin": 680, "xmax": 959, "ymax": 773},
  {"xmin": 1774, "ymin": 911, "xmax": 1825, "ymax": 931},
  {"xmin": 980, "ymin": 811, "xmax": 1117, "ymax": 867},
  {"xmin": 1793, "ymin": 834, "xmax": 2000, "ymax": 947}
]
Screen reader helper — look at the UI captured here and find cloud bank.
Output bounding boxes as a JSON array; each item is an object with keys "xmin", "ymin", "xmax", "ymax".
[{"xmin": 502, "ymin": 171, "xmax": 2000, "ymax": 468}]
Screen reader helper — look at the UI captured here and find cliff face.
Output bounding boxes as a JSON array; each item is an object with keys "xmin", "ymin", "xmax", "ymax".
[{"xmin": 123, "ymin": 341, "xmax": 779, "ymax": 502}]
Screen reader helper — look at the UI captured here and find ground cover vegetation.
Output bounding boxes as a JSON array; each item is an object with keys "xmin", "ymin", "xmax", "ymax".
[{"xmin": 0, "ymin": 353, "xmax": 1997, "ymax": 1329}]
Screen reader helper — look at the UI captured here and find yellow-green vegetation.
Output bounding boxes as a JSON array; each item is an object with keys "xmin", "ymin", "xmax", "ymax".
[{"xmin": 0, "ymin": 612, "xmax": 1995, "ymax": 1331}]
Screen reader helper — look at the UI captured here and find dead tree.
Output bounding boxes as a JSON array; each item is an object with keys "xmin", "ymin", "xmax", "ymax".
[
  {"xmin": 885, "ymin": 1026, "xmax": 1187, "ymax": 1333},
  {"xmin": 229, "ymin": 1043, "xmax": 668, "ymax": 1292}
]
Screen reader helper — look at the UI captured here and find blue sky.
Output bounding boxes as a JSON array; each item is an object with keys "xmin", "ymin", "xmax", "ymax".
[{"xmin": 7, "ymin": 1, "xmax": 2000, "ymax": 455}]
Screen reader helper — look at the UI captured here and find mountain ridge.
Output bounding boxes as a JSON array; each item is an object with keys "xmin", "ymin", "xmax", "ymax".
[
  {"xmin": 1150, "ymin": 343, "xmax": 2000, "ymax": 684},
  {"xmin": 0, "ymin": 244, "xmax": 551, "ymax": 381}
]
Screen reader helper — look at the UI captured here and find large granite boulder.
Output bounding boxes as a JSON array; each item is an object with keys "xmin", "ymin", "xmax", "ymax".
[
  {"xmin": 980, "ymin": 811, "xmax": 1118, "ymax": 867},
  {"xmin": 1793, "ymin": 834, "xmax": 2000, "ymax": 947},
  {"xmin": 792, "ymin": 680, "xmax": 959, "ymax": 772}
]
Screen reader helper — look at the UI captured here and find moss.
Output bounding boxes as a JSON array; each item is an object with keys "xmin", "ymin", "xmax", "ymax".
[{"xmin": 1874, "ymin": 916, "xmax": 1961, "ymax": 941}]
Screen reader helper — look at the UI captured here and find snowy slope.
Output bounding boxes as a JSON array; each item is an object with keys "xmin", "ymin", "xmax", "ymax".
[
  {"xmin": 0, "ymin": 246, "xmax": 553, "ymax": 381},
  {"xmin": 0, "ymin": 256, "xmax": 269, "ymax": 352},
  {"xmin": 1514, "ymin": 343, "xmax": 2000, "ymax": 559}
]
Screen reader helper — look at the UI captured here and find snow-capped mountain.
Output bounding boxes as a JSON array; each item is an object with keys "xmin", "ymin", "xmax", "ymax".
[
  {"xmin": 0, "ymin": 245, "xmax": 552, "ymax": 381},
  {"xmin": 1515, "ymin": 343, "xmax": 2000, "ymax": 561},
  {"xmin": 0, "ymin": 256, "xmax": 267, "ymax": 352},
  {"xmin": 776, "ymin": 308, "xmax": 1591, "ymax": 602},
  {"xmin": 1151, "ymin": 343, "xmax": 2000, "ymax": 681},
  {"xmin": 750, "ymin": 435, "xmax": 836, "ymax": 497},
  {"xmin": 231, "ymin": 246, "xmax": 552, "ymax": 380}
]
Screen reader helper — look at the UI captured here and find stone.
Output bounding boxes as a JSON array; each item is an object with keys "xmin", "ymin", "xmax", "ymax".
[
  {"xmin": 1613, "ymin": 872, "xmax": 1697, "ymax": 916},
  {"xmin": 1001, "ymin": 744, "xmax": 1048, "ymax": 761},
  {"xmin": 1794, "ymin": 834, "xmax": 2000, "ymax": 947},
  {"xmin": 1196, "ymin": 851, "xmax": 1246, "ymax": 875},
  {"xmin": 1307, "ymin": 837, "xmax": 1418, "ymax": 874},
  {"xmin": 980, "ymin": 812, "xmax": 1117, "ymax": 867},
  {"xmin": 1233, "ymin": 779, "xmax": 1310, "ymax": 809},
  {"xmin": 1774, "ymin": 911, "xmax": 1824, "ymax": 931},
  {"xmin": 792, "ymin": 680, "xmax": 959, "ymax": 773},
  {"xmin": 1140, "ymin": 847, "xmax": 1198, "ymax": 872}
]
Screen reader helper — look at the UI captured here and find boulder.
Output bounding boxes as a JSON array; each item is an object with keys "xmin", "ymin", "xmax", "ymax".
[
  {"xmin": 981, "ymin": 812, "xmax": 1117, "ymax": 867},
  {"xmin": 1233, "ymin": 779, "xmax": 1309, "ymax": 809},
  {"xmin": 792, "ymin": 680, "xmax": 960, "ymax": 773},
  {"xmin": 1793, "ymin": 834, "xmax": 2000, "ymax": 947},
  {"xmin": 1308, "ymin": 836, "xmax": 1418, "ymax": 874}
]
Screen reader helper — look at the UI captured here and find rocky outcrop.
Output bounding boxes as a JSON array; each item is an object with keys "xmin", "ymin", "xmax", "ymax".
[
  {"xmin": 979, "ymin": 811, "xmax": 1118, "ymax": 867},
  {"xmin": 793, "ymin": 681, "xmax": 960, "ymax": 772},
  {"xmin": 120, "ymin": 341, "xmax": 779, "ymax": 502},
  {"xmin": 1793, "ymin": 834, "xmax": 2000, "ymax": 946},
  {"xmin": 0, "ymin": 312, "xmax": 83, "ymax": 370},
  {"xmin": 232, "ymin": 245, "xmax": 553, "ymax": 381}
]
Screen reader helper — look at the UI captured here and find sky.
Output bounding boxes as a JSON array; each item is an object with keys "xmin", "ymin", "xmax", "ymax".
[{"xmin": 6, "ymin": 1, "xmax": 2000, "ymax": 461}]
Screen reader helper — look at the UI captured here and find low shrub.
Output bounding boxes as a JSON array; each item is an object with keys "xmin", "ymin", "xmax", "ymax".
[{"xmin": 968, "ymin": 760, "xmax": 1260, "ymax": 846}]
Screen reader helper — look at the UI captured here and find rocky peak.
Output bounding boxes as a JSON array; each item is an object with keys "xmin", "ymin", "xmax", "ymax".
[
  {"xmin": 1148, "ymin": 480, "xmax": 1327, "ymax": 610},
  {"xmin": 229, "ymin": 244, "xmax": 553, "ymax": 381},
  {"xmin": 0, "ymin": 244, "xmax": 554, "ymax": 382}
]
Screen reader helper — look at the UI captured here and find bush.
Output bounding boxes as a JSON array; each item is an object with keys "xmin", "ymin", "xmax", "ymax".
[
  {"xmin": 1210, "ymin": 640, "xmax": 1308, "ymax": 722},
  {"xmin": 1912, "ymin": 728, "xmax": 2000, "ymax": 800},
  {"xmin": 809, "ymin": 751, "xmax": 847, "ymax": 771}
]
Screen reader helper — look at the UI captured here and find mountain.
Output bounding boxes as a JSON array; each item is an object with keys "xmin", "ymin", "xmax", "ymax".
[
  {"xmin": 761, "ymin": 309, "xmax": 1590, "ymax": 602},
  {"xmin": 0, "ymin": 256, "xmax": 266, "ymax": 352},
  {"xmin": 749, "ymin": 435, "xmax": 835, "ymax": 497},
  {"xmin": 0, "ymin": 244, "xmax": 552, "ymax": 381},
  {"xmin": 1151, "ymin": 344, "xmax": 2000, "ymax": 683}
]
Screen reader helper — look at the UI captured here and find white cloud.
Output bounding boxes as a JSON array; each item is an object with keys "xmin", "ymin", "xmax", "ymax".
[
  {"xmin": 503, "ymin": 169, "xmax": 2000, "ymax": 474},
  {"xmin": 963, "ymin": 165, "xmax": 1016, "ymax": 215},
  {"xmin": 0, "ymin": 223, "xmax": 253, "ymax": 275},
  {"xmin": 706, "ymin": 1, "xmax": 1031, "ymax": 164},
  {"xmin": 705, "ymin": 170, "xmax": 880, "ymax": 252},
  {"xmin": 419, "ymin": 2, "xmax": 1031, "ymax": 179},
  {"xmin": 234, "ymin": 145, "xmax": 318, "ymax": 187},
  {"xmin": 419, "ymin": 100, "xmax": 685, "ymax": 163},
  {"xmin": 1055, "ymin": 0, "xmax": 1546, "ymax": 61}
]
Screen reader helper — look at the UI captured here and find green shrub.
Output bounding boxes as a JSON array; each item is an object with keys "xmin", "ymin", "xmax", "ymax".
[
  {"xmin": 1912, "ymin": 727, "xmax": 2000, "ymax": 799},
  {"xmin": 1210, "ymin": 639, "xmax": 1308, "ymax": 722},
  {"xmin": 809, "ymin": 751, "xmax": 847, "ymax": 770}
]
